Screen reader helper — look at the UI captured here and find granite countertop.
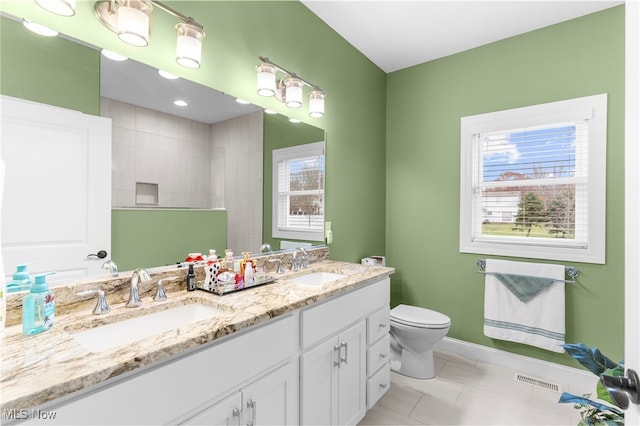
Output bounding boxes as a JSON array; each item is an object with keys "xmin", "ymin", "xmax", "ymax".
[{"xmin": 1, "ymin": 260, "xmax": 394, "ymax": 411}]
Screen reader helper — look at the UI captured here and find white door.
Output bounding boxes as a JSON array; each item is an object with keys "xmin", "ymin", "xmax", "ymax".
[
  {"xmin": 337, "ymin": 322, "xmax": 366, "ymax": 426},
  {"xmin": 1, "ymin": 95, "xmax": 111, "ymax": 285},
  {"xmin": 625, "ymin": 2, "xmax": 640, "ymax": 424},
  {"xmin": 300, "ymin": 337, "xmax": 338, "ymax": 425},
  {"xmin": 243, "ymin": 362, "xmax": 298, "ymax": 425}
]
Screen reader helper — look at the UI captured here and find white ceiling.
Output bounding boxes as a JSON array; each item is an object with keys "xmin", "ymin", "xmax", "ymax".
[
  {"xmin": 101, "ymin": 0, "xmax": 623, "ymax": 123},
  {"xmin": 301, "ymin": 0, "xmax": 624, "ymax": 73}
]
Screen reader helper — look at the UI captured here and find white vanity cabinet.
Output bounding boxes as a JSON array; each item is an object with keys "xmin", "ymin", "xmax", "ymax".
[
  {"xmin": 300, "ymin": 321, "xmax": 366, "ymax": 425},
  {"xmin": 12, "ymin": 274, "xmax": 392, "ymax": 426},
  {"xmin": 299, "ymin": 277, "xmax": 390, "ymax": 425},
  {"xmin": 21, "ymin": 314, "xmax": 297, "ymax": 426},
  {"xmin": 182, "ymin": 361, "xmax": 298, "ymax": 425}
]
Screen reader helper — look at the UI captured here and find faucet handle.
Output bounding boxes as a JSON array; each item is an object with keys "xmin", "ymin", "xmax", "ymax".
[
  {"xmin": 154, "ymin": 276, "xmax": 178, "ymax": 301},
  {"xmin": 77, "ymin": 289, "xmax": 110, "ymax": 315},
  {"xmin": 268, "ymin": 258, "xmax": 285, "ymax": 274}
]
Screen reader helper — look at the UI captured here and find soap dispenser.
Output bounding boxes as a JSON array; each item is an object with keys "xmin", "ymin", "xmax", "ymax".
[
  {"xmin": 22, "ymin": 272, "xmax": 56, "ymax": 335},
  {"xmin": 7, "ymin": 262, "xmax": 34, "ymax": 293}
]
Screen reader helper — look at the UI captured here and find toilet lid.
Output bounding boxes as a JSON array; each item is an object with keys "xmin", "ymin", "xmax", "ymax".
[{"xmin": 390, "ymin": 304, "xmax": 451, "ymax": 328}]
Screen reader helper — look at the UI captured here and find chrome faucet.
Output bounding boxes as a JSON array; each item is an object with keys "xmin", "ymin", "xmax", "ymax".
[
  {"xmin": 292, "ymin": 247, "xmax": 308, "ymax": 271},
  {"xmin": 259, "ymin": 243, "xmax": 273, "ymax": 253},
  {"xmin": 77, "ymin": 289, "xmax": 110, "ymax": 315},
  {"xmin": 154, "ymin": 276, "xmax": 178, "ymax": 302},
  {"xmin": 101, "ymin": 259, "xmax": 119, "ymax": 277},
  {"xmin": 126, "ymin": 268, "xmax": 152, "ymax": 308},
  {"xmin": 268, "ymin": 258, "xmax": 285, "ymax": 274}
]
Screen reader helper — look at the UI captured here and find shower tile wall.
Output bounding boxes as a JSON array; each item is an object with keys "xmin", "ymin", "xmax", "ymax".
[
  {"xmin": 211, "ymin": 112, "xmax": 263, "ymax": 254},
  {"xmin": 102, "ymin": 98, "xmax": 213, "ymax": 209},
  {"xmin": 101, "ymin": 98, "xmax": 263, "ymax": 254}
]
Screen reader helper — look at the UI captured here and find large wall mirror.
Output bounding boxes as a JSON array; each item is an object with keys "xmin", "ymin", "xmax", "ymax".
[{"xmin": 0, "ymin": 14, "xmax": 326, "ymax": 277}]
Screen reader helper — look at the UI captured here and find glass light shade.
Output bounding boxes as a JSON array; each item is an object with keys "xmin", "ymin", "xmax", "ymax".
[
  {"xmin": 35, "ymin": 0, "xmax": 76, "ymax": 16},
  {"xmin": 309, "ymin": 90, "xmax": 325, "ymax": 118},
  {"xmin": 22, "ymin": 19, "xmax": 58, "ymax": 37},
  {"xmin": 285, "ymin": 77, "xmax": 303, "ymax": 108},
  {"xmin": 175, "ymin": 23, "xmax": 204, "ymax": 69},
  {"xmin": 117, "ymin": 3, "xmax": 150, "ymax": 47},
  {"xmin": 256, "ymin": 63, "xmax": 276, "ymax": 97}
]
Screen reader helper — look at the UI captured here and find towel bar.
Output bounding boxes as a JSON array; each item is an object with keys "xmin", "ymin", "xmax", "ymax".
[{"xmin": 476, "ymin": 259, "xmax": 578, "ymax": 284}]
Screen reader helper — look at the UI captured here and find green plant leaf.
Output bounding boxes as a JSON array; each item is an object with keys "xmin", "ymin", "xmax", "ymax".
[
  {"xmin": 558, "ymin": 392, "xmax": 624, "ymax": 416},
  {"xmin": 563, "ymin": 343, "xmax": 621, "ymax": 376}
]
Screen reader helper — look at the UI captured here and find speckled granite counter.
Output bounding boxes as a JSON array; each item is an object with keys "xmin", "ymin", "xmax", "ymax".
[{"xmin": 1, "ymin": 259, "xmax": 394, "ymax": 411}]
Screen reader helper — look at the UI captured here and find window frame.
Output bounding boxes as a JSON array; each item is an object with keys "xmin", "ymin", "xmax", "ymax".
[
  {"xmin": 272, "ymin": 141, "xmax": 325, "ymax": 242},
  {"xmin": 459, "ymin": 94, "xmax": 607, "ymax": 264}
]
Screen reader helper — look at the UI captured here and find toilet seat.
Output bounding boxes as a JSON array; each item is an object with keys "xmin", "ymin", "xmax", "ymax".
[{"xmin": 390, "ymin": 304, "xmax": 451, "ymax": 329}]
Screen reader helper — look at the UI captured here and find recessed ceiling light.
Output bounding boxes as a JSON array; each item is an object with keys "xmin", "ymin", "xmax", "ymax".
[
  {"xmin": 264, "ymin": 109, "xmax": 278, "ymax": 115},
  {"xmin": 174, "ymin": 100, "xmax": 188, "ymax": 107},
  {"xmin": 101, "ymin": 49, "xmax": 128, "ymax": 61},
  {"xmin": 288, "ymin": 117, "xmax": 301, "ymax": 123},
  {"xmin": 22, "ymin": 19, "xmax": 58, "ymax": 37},
  {"xmin": 235, "ymin": 98, "xmax": 251, "ymax": 104},
  {"xmin": 158, "ymin": 70, "xmax": 179, "ymax": 80}
]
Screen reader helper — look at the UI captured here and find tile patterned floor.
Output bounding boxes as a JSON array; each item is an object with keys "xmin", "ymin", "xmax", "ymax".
[{"xmin": 359, "ymin": 351, "xmax": 589, "ymax": 426}]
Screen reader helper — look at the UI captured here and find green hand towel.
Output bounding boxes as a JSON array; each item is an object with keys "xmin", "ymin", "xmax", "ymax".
[{"xmin": 492, "ymin": 273, "xmax": 557, "ymax": 303}]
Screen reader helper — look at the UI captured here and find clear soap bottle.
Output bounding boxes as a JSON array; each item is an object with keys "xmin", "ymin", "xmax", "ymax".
[{"xmin": 22, "ymin": 272, "xmax": 56, "ymax": 335}]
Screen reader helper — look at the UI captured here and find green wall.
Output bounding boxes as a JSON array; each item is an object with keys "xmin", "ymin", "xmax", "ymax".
[
  {"xmin": 0, "ymin": 1, "xmax": 388, "ymax": 264},
  {"xmin": 1, "ymin": 1, "xmax": 626, "ymax": 369},
  {"xmin": 112, "ymin": 209, "xmax": 227, "ymax": 271},
  {"xmin": 0, "ymin": 16, "xmax": 99, "ymax": 114},
  {"xmin": 262, "ymin": 113, "xmax": 326, "ymax": 249},
  {"xmin": 385, "ymin": 6, "xmax": 625, "ymax": 367}
]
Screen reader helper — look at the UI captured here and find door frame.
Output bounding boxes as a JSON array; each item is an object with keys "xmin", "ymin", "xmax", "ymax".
[{"xmin": 624, "ymin": 1, "xmax": 639, "ymax": 423}]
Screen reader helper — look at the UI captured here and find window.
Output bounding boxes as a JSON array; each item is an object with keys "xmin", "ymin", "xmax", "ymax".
[
  {"xmin": 273, "ymin": 141, "xmax": 325, "ymax": 241},
  {"xmin": 459, "ymin": 94, "xmax": 607, "ymax": 264}
]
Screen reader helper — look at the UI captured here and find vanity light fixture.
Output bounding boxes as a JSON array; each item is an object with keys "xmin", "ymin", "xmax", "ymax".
[
  {"xmin": 22, "ymin": 19, "xmax": 58, "ymax": 37},
  {"xmin": 256, "ymin": 56, "xmax": 326, "ymax": 118},
  {"xmin": 35, "ymin": 0, "xmax": 76, "ymax": 17},
  {"xmin": 93, "ymin": 0, "xmax": 205, "ymax": 68}
]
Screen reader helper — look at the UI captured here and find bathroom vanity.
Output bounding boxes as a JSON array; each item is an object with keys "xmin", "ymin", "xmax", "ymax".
[{"xmin": 0, "ymin": 258, "xmax": 394, "ymax": 425}]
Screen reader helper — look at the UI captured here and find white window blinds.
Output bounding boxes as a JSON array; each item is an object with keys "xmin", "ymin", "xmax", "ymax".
[
  {"xmin": 272, "ymin": 141, "xmax": 325, "ymax": 241},
  {"xmin": 473, "ymin": 120, "xmax": 589, "ymax": 246},
  {"xmin": 460, "ymin": 94, "xmax": 607, "ymax": 264}
]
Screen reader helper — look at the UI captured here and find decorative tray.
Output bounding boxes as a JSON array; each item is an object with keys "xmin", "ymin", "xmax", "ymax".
[{"xmin": 197, "ymin": 276, "xmax": 276, "ymax": 296}]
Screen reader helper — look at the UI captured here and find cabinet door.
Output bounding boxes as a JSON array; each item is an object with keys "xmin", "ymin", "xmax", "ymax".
[
  {"xmin": 300, "ymin": 337, "xmax": 339, "ymax": 425},
  {"xmin": 182, "ymin": 392, "xmax": 242, "ymax": 426},
  {"xmin": 243, "ymin": 362, "xmax": 298, "ymax": 425},
  {"xmin": 337, "ymin": 322, "xmax": 367, "ymax": 426}
]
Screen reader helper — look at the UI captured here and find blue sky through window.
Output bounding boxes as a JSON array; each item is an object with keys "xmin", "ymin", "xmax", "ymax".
[{"xmin": 483, "ymin": 125, "xmax": 577, "ymax": 182}]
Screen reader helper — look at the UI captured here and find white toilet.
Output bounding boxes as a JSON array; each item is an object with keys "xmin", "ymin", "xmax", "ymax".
[{"xmin": 389, "ymin": 304, "xmax": 451, "ymax": 379}]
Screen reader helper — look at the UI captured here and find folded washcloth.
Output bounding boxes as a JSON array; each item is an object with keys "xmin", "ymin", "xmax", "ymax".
[{"xmin": 492, "ymin": 273, "xmax": 556, "ymax": 302}]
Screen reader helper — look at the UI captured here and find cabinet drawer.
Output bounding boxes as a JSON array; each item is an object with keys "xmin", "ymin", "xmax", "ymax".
[
  {"xmin": 366, "ymin": 362, "xmax": 390, "ymax": 409},
  {"xmin": 301, "ymin": 278, "xmax": 389, "ymax": 349},
  {"xmin": 367, "ymin": 334, "xmax": 390, "ymax": 376},
  {"xmin": 367, "ymin": 307, "xmax": 390, "ymax": 345}
]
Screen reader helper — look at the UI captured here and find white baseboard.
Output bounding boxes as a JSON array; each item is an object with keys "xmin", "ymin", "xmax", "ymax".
[{"xmin": 434, "ymin": 337, "xmax": 598, "ymax": 393}]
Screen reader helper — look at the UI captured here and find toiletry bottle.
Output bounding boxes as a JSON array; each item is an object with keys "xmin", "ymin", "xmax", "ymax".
[
  {"xmin": 22, "ymin": 272, "xmax": 56, "ymax": 335},
  {"xmin": 244, "ymin": 261, "xmax": 254, "ymax": 285},
  {"xmin": 207, "ymin": 249, "xmax": 217, "ymax": 262},
  {"xmin": 187, "ymin": 264, "xmax": 196, "ymax": 291},
  {"xmin": 7, "ymin": 262, "xmax": 34, "ymax": 293},
  {"xmin": 240, "ymin": 252, "xmax": 251, "ymax": 276}
]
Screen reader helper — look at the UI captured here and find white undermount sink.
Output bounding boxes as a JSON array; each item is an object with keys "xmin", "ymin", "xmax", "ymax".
[
  {"xmin": 70, "ymin": 303, "xmax": 223, "ymax": 353},
  {"xmin": 291, "ymin": 271, "xmax": 347, "ymax": 287}
]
